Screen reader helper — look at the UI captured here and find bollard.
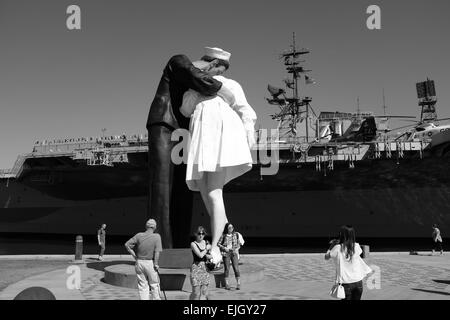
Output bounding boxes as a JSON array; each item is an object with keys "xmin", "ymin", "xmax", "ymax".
[
  {"xmin": 75, "ymin": 235, "xmax": 83, "ymax": 262},
  {"xmin": 361, "ymin": 245, "xmax": 370, "ymax": 259}
]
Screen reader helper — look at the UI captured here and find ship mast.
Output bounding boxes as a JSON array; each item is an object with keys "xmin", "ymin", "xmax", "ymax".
[
  {"xmin": 267, "ymin": 32, "xmax": 315, "ymax": 142},
  {"xmin": 416, "ymin": 78, "xmax": 437, "ymax": 122},
  {"xmin": 356, "ymin": 96, "xmax": 361, "ymax": 115}
]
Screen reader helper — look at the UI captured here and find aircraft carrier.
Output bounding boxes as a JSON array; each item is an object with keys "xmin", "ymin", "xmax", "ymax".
[
  {"xmin": 1, "ymin": 36, "xmax": 449, "ymax": 239},
  {"xmin": 1, "ymin": 104, "xmax": 450, "ymax": 239}
]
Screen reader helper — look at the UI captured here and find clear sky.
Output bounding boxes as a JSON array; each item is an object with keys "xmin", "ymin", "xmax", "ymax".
[{"xmin": 1, "ymin": 0, "xmax": 450, "ymax": 169}]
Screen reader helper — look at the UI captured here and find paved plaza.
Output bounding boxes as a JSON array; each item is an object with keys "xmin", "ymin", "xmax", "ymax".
[{"xmin": 1, "ymin": 253, "xmax": 449, "ymax": 300}]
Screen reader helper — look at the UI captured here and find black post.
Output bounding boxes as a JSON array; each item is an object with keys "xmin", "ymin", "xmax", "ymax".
[{"xmin": 75, "ymin": 235, "xmax": 83, "ymax": 261}]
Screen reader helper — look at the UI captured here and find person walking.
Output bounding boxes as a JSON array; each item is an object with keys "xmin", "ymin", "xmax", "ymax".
[
  {"xmin": 97, "ymin": 223, "xmax": 106, "ymax": 261},
  {"xmin": 325, "ymin": 225, "xmax": 372, "ymax": 300},
  {"xmin": 125, "ymin": 219, "xmax": 163, "ymax": 300},
  {"xmin": 217, "ymin": 223, "xmax": 242, "ymax": 290},
  {"xmin": 432, "ymin": 224, "xmax": 444, "ymax": 255},
  {"xmin": 189, "ymin": 226, "xmax": 212, "ymax": 300}
]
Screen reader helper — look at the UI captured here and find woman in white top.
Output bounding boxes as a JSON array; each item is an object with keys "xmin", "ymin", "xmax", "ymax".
[
  {"xmin": 432, "ymin": 224, "xmax": 443, "ymax": 255},
  {"xmin": 325, "ymin": 225, "xmax": 372, "ymax": 300},
  {"xmin": 180, "ymin": 48, "xmax": 257, "ymax": 267}
]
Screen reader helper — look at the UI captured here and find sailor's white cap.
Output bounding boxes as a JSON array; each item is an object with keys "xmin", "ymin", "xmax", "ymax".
[{"xmin": 204, "ymin": 47, "xmax": 231, "ymax": 61}]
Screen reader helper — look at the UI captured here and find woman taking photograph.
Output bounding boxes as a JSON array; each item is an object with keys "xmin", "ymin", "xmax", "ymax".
[
  {"xmin": 217, "ymin": 223, "xmax": 241, "ymax": 290},
  {"xmin": 190, "ymin": 226, "xmax": 212, "ymax": 300},
  {"xmin": 325, "ymin": 225, "xmax": 372, "ymax": 300}
]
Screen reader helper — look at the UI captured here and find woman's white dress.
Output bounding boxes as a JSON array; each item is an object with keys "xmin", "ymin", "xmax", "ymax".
[{"xmin": 180, "ymin": 75, "xmax": 257, "ymax": 191}]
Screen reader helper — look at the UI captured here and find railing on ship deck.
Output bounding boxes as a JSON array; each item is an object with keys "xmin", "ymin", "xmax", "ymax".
[
  {"xmin": 0, "ymin": 168, "xmax": 14, "ymax": 178},
  {"xmin": 32, "ymin": 134, "xmax": 149, "ymax": 154},
  {"xmin": 0, "ymin": 169, "xmax": 12, "ymax": 174}
]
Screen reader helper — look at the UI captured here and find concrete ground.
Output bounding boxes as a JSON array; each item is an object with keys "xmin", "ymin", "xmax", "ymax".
[
  {"xmin": 1, "ymin": 252, "xmax": 449, "ymax": 300},
  {"xmin": 0, "ymin": 259, "xmax": 69, "ymax": 291}
]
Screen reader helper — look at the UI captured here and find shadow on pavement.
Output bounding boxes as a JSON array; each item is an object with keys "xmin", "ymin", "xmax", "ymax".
[
  {"xmin": 432, "ymin": 280, "xmax": 450, "ymax": 285},
  {"xmin": 409, "ymin": 253, "xmax": 433, "ymax": 256},
  {"xmin": 412, "ymin": 288, "xmax": 450, "ymax": 296},
  {"xmin": 86, "ymin": 260, "xmax": 134, "ymax": 272}
]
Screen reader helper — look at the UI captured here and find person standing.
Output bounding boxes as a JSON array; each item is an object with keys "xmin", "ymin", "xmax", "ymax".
[
  {"xmin": 125, "ymin": 219, "xmax": 163, "ymax": 300},
  {"xmin": 97, "ymin": 224, "xmax": 106, "ymax": 261},
  {"xmin": 189, "ymin": 226, "xmax": 212, "ymax": 300},
  {"xmin": 325, "ymin": 225, "xmax": 372, "ymax": 300},
  {"xmin": 432, "ymin": 224, "xmax": 444, "ymax": 255},
  {"xmin": 217, "ymin": 223, "xmax": 242, "ymax": 290}
]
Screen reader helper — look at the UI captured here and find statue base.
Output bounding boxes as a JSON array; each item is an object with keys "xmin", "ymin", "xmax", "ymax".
[{"xmin": 103, "ymin": 249, "xmax": 264, "ymax": 290}]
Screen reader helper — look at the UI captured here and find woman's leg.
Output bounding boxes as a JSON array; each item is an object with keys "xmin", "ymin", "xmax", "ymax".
[
  {"xmin": 352, "ymin": 281, "xmax": 363, "ymax": 300},
  {"xmin": 223, "ymin": 254, "xmax": 231, "ymax": 289},
  {"xmin": 197, "ymin": 175, "xmax": 212, "ymax": 217},
  {"xmin": 231, "ymin": 252, "xmax": 241, "ymax": 289},
  {"xmin": 200, "ymin": 284, "xmax": 209, "ymax": 300},
  {"xmin": 205, "ymin": 170, "xmax": 228, "ymax": 250},
  {"xmin": 342, "ymin": 283, "xmax": 352, "ymax": 300},
  {"xmin": 190, "ymin": 285, "xmax": 201, "ymax": 300}
]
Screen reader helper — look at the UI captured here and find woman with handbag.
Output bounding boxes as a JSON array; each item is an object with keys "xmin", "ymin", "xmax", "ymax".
[
  {"xmin": 325, "ymin": 225, "xmax": 372, "ymax": 300},
  {"xmin": 190, "ymin": 226, "xmax": 212, "ymax": 300},
  {"xmin": 217, "ymin": 223, "xmax": 241, "ymax": 290}
]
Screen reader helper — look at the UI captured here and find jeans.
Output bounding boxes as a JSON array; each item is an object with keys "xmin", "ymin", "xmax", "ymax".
[
  {"xmin": 223, "ymin": 252, "xmax": 240, "ymax": 278},
  {"xmin": 99, "ymin": 243, "xmax": 105, "ymax": 256},
  {"xmin": 433, "ymin": 241, "xmax": 443, "ymax": 252},
  {"xmin": 135, "ymin": 259, "xmax": 161, "ymax": 300},
  {"xmin": 342, "ymin": 281, "xmax": 363, "ymax": 300}
]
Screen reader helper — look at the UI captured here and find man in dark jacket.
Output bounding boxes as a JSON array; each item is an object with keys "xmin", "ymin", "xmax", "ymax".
[{"xmin": 146, "ymin": 49, "xmax": 234, "ymax": 248}]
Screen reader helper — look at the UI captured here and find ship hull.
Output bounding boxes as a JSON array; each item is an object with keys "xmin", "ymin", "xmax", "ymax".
[{"xmin": 1, "ymin": 155, "xmax": 450, "ymax": 238}]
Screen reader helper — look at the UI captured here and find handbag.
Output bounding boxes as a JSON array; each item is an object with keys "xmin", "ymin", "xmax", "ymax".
[
  {"xmin": 329, "ymin": 283, "xmax": 345, "ymax": 299},
  {"xmin": 329, "ymin": 250, "xmax": 346, "ymax": 299},
  {"xmin": 205, "ymin": 260, "xmax": 216, "ymax": 271}
]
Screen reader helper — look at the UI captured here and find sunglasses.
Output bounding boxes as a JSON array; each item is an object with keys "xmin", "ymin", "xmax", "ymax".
[{"xmin": 198, "ymin": 232, "xmax": 205, "ymax": 235}]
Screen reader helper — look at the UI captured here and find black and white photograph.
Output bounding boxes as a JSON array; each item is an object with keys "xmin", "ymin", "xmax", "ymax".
[{"xmin": 0, "ymin": 0, "xmax": 449, "ymax": 310}]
